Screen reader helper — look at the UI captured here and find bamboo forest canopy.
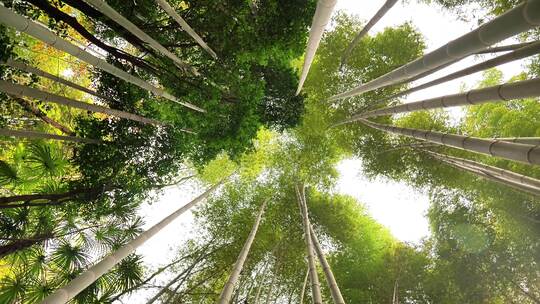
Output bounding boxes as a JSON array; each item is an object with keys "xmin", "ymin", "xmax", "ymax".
[{"xmin": 0, "ymin": 0, "xmax": 539, "ymax": 303}]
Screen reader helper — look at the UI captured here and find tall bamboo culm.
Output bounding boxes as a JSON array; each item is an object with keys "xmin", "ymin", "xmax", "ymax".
[
  {"xmin": 217, "ymin": 200, "xmax": 268, "ymax": 304},
  {"xmin": 329, "ymin": 0, "xmax": 540, "ymax": 101},
  {"xmin": 372, "ymin": 40, "xmax": 540, "ymax": 105},
  {"xmin": 427, "ymin": 151, "xmax": 540, "ymax": 196},
  {"xmin": 300, "ymin": 266, "xmax": 309, "ymax": 303},
  {"xmin": 4, "ymin": 59, "xmax": 111, "ymax": 102},
  {"xmin": 0, "ymin": 6, "xmax": 204, "ymax": 113},
  {"xmin": 40, "ymin": 181, "xmax": 225, "ymax": 304},
  {"xmin": 435, "ymin": 156, "xmax": 540, "ymax": 196},
  {"xmin": 340, "ymin": 77, "xmax": 540, "ymax": 122},
  {"xmin": 296, "ymin": 184, "xmax": 323, "ymax": 304},
  {"xmin": 0, "ymin": 80, "xmax": 165, "ymax": 126},
  {"xmin": 154, "ymin": 0, "xmax": 218, "ymax": 59},
  {"xmin": 296, "ymin": 0, "xmax": 337, "ymax": 95},
  {"xmin": 84, "ymin": 0, "xmax": 197, "ymax": 75},
  {"xmin": 340, "ymin": 0, "xmax": 398, "ymax": 69},
  {"xmin": 358, "ymin": 119, "xmax": 540, "ymax": 165},
  {"xmin": 0, "ymin": 128, "xmax": 100, "ymax": 144},
  {"xmin": 310, "ymin": 225, "xmax": 346, "ymax": 304}
]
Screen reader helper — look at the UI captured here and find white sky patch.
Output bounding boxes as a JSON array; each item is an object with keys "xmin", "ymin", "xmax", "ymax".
[{"xmin": 61, "ymin": 68, "xmax": 74, "ymax": 79}]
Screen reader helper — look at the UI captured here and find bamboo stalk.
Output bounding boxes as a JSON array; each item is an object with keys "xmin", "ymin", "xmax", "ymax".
[
  {"xmin": 427, "ymin": 151, "xmax": 540, "ymax": 195},
  {"xmin": 329, "ymin": 0, "xmax": 540, "ymax": 101},
  {"xmin": 376, "ymin": 40, "xmax": 540, "ymax": 103},
  {"xmin": 296, "ymin": 0, "xmax": 337, "ymax": 95},
  {"xmin": 340, "ymin": 0, "xmax": 398, "ymax": 69},
  {"xmin": 40, "ymin": 181, "xmax": 225, "ymax": 304},
  {"xmin": 0, "ymin": 128, "xmax": 100, "ymax": 144},
  {"xmin": 475, "ymin": 41, "xmax": 535, "ymax": 54},
  {"xmin": 0, "ymin": 80, "xmax": 167, "ymax": 127},
  {"xmin": 300, "ymin": 266, "xmax": 309, "ymax": 304},
  {"xmin": 0, "ymin": 6, "xmax": 205, "ymax": 112},
  {"xmin": 217, "ymin": 200, "xmax": 268, "ymax": 304},
  {"xmin": 358, "ymin": 119, "xmax": 540, "ymax": 165},
  {"xmin": 496, "ymin": 137, "xmax": 540, "ymax": 145},
  {"xmin": 344, "ymin": 77, "xmax": 540, "ymax": 121},
  {"xmin": 309, "ymin": 225, "xmax": 345, "ymax": 304},
  {"xmin": 436, "ymin": 156, "xmax": 540, "ymax": 196},
  {"xmin": 154, "ymin": 0, "xmax": 217, "ymax": 59},
  {"xmin": 83, "ymin": 0, "xmax": 198, "ymax": 75},
  {"xmin": 4, "ymin": 58, "xmax": 112, "ymax": 102},
  {"xmin": 296, "ymin": 184, "xmax": 323, "ymax": 304}
]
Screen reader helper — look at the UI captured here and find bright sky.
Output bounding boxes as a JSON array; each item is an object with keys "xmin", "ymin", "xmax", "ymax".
[{"xmin": 119, "ymin": 1, "xmax": 527, "ymax": 302}]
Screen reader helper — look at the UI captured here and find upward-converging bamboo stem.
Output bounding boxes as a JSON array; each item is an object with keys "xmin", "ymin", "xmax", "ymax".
[
  {"xmin": 475, "ymin": 41, "xmax": 535, "ymax": 54},
  {"xmin": 329, "ymin": 0, "xmax": 540, "ymax": 101},
  {"xmin": 341, "ymin": 77, "xmax": 540, "ymax": 122},
  {"xmin": 154, "ymin": 0, "xmax": 218, "ymax": 59},
  {"xmin": 0, "ymin": 80, "xmax": 166, "ymax": 127},
  {"xmin": 309, "ymin": 225, "xmax": 346, "ymax": 304},
  {"xmin": 300, "ymin": 266, "xmax": 309, "ymax": 304},
  {"xmin": 375, "ymin": 40, "xmax": 540, "ymax": 104},
  {"xmin": 296, "ymin": 184, "xmax": 323, "ymax": 304},
  {"xmin": 4, "ymin": 59, "xmax": 112, "ymax": 102},
  {"xmin": 340, "ymin": 0, "xmax": 398, "ymax": 69},
  {"xmin": 0, "ymin": 6, "xmax": 204, "ymax": 113},
  {"xmin": 426, "ymin": 151, "xmax": 540, "ymax": 195},
  {"xmin": 358, "ymin": 119, "xmax": 540, "ymax": 165},
  {"xmin": 0, "ymin": 128, "xmax": 100, "ymax": 144},
  {"xmin": 217, "ymin": 200, "xmax": 268, "ymax": 304},
  {"xmin": 83, "ymin": 0, "xmax": 198, "ymax": 75},
  {"xmin": 296, "ymin": 0, "xmax": 337, "ymax": 95},
  {"xmin": 40, "ymin": 180, "xmax": 225, "ymax": 304}
]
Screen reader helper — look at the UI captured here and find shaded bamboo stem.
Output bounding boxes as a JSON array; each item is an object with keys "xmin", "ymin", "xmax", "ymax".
[
  {"xmin": 154, "ymin": 0, "xmax": 217, "ymax": 59},
  {"xmin": 217, "ymin": 200, "xmax": 268, "ymax": 304},
  {"xmin": 309, "ymin": 224, "xmax": 345, "ymax": 304},
  {"xmin": 0, "ymin": 128, "xmax": 100, "ymax": 144},
  {"xmin": 357, "ymin": 119, "xmax": 540, "ymax": 165},
  {"xmin": 340, "ymin": 0, "xmax": 398, "ymax": 69},
  {"xmin": 296, "ymin": 0, "xmax": 337, "ymax": 95},
  {"xmin": 296, "ymin": 184, "xmax": 323, "ymax": 304},
  {"xmin": 343, "ymin": 77, "xmax": 540, "ymax": 121}
]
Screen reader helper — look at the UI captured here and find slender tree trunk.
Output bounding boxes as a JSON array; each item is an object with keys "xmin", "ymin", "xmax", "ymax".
[
  {"xmin": 475, "ymin": 41, "xmax": 535, "ymax": 54},
  {"xmin": 357, "ymin": 118, "xmax": 540, "ymax": 165},
  {"xmin": 0, "ymin": 6, "xmax": 204, "ymax": 113},
  {"xmin": 218, "ymin": 200, "xmax": 268, "ymax": 304},
  {"xmin": 254, "ymin": 282, "xmax": 264, "ymax": 304},
  {"xmin": 0, "ymin": 80, "xmax": 165, "ymax": 126},
  {"xmin": 296, "ymin": 184, "xmax": 323, "ymax": 304},
  {"xmin": 329, "ymin": 1, "xmax": 540, "ymax": 100},
  {"xmin": 0, "ymin": 128, "xmax": 101, "ymax": 144},
  {"xmin": 5, "ymin": 58, "xmax": 111, "ymax": 102},
  {"xmin": 41, "ymin": 179, "xmax": 226, "ymax": 304},
  {"xmin": 13, "ymin": 97, "xmax": 75, "ymax": 135},
  {"xmin": 341, "ymin": 77, "xmax": 540, "ymax": 121},
  {"xmin": 83, "ymin": 0, "xmax": 198, "ymax": 75},
  {"xmin": 309, "ymin": 225, "xmax": 345, "ymax": 304},
  {"xmin": 154, "ymin": 0, "xmax": 217, "ymax": 59},
  {"xmin": 296, "ymin": 0, "xmax": 337, "ymax": 95},
  {"xmin": 371, "ymin": 41, "xmax": 540, "ymax": 106},
  {"xmin": 340, "ymin": 0, "xmax": 398, "ymax": 69},
  {"xmin": 300, "ymin": 266, "xmax": 309, "ymax": 304}
]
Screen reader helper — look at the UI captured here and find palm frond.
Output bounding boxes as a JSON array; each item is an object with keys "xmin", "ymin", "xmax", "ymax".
[
  {"xmin": 26, "ymin": 143, "xmax": 68, "ymax": 177},
  {"xmin": 0, "ymin": 160, "xmax": 19, "ymax": 186}
]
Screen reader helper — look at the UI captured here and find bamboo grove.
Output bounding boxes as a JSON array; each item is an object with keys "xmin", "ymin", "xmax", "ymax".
[{"xmin": 0, "ymin": 0, "xmax": 539, "ymax": 303}]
